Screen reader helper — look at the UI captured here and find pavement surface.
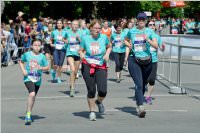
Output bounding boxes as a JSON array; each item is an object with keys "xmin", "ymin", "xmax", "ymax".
[{"xmin": 1, "ymin": 60, "xmax": 200, "ymax": 133}]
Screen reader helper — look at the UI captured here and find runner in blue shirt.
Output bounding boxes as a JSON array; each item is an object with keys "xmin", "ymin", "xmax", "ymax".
[{"xmin": 19, "ymin": 39, "xmax": 49, "ymax": 125}]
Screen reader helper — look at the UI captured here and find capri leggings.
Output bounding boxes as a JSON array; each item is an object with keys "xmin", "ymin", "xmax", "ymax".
[
  {"xmin": 53, "ymin": 49, "xmax": 66, "ymax": 66},
  {"xmin": 113, "ymin": 52, "xmax": 125, "ymax": 72},
  {"xmin": 147, "ymin": 62, "xmax": 157, "ymax": 86},
  {"xmin": 81, "ymin": 63, "xmax": 107, "ymax": 98}
]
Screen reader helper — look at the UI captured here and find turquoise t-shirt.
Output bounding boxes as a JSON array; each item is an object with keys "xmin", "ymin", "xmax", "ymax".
[
  {"xmin": 51, "ymin": 29, "xmax": 68, "ymax": 50},
  {"xmin": 80, "ymin": 34, "xmax": 109, "ymax": 65},
  {"xmin": 21, "ymin": 51, "xmax": 48, "ymax": 86},
  {"xmin": 79, "ymin": 28, "xmax": 90, "ymax": 37},
  {"xmin": 123, "ymin": 28, "xmax": 129, "ymax": 36},
  {"xmin": 42, "ymin": 26, "xmax": 48, "ymax": 33},
  {"xmin": 66, "ymin": 29, "xmax": 82, "ymax": 57},
  {"xmin": 111, "ymin": 32, "xmax": 126, "ymax": 53},
  {"xmin": 186, "ymin": 22, "xmax": 195, "ymax": 33},
  {"xmin": 127, "ymin": 27, "xmax": 156, "ymax": 58},
  {"xmin": 150, "ymin": 33, "xmax": 162, "ymax": 63}
]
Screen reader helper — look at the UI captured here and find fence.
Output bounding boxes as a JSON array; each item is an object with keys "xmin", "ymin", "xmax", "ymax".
[{"xmin": 157, "ymin": 34, "xmax": 200, "ymax": 94}]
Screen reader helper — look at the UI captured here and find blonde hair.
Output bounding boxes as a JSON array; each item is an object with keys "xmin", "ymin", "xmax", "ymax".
[{"xmin": 89, "ymin": 19, "xmax": 101, "ymax": 30}]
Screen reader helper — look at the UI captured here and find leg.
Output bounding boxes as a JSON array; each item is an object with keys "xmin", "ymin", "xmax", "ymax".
[
  {"xmin": 81, "ymin": 63, "xmax": 96, "ymax": 112},
  {"xmin": 113, "ymin": 52, "xmax": 121, "ymax": 81},
  {"xmin": 67, "ymin": 56, "xmax": 76, "ymax": 89},
  {"xmin": 128, "ymin": 56, "xmax": 144, "ymax": 106}
]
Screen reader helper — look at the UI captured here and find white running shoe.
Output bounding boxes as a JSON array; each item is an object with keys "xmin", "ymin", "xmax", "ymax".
[{"xmin": 89, "ymin": 112, "xmax": 96, "ymax": 121}]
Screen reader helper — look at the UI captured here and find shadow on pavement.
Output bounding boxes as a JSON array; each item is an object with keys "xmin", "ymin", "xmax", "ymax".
[
  {"xmin": 59, "ymin": 90, "xmax": 80, "ymax": 96},
  {"xmin": 47, "ymin": 80, "xmax": 67, "ymax": 83},
  {"xmin": 18, "ymin": 115, "xmax": 46, "ymax": 122},
  {"xmin": 72, "ymin": 111, "xmax": 104, "ymax": 119},
  {"xmin": 115, "ymin": 106, "xmax": 138, "ymax": 116}
]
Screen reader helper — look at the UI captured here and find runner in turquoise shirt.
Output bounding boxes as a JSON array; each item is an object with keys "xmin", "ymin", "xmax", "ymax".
[
  {"xmin": 19, "ymin": 39, "xmax": 49, "ymax": 125},
  {"xmin": 79, "ymin": 19, "xmax": 112, "ymax": 121},
  {"xmin": 124, "ymin": 12, "xmax": 158, "ymax": 118},
  {"xmin": 111, "ymin": 21, "xmax": 127, "ymax": 83}
]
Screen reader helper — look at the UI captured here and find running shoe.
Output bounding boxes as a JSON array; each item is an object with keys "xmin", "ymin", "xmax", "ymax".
[
  {"xmin": 69, "ymin": 89, "xmax": 75, "ymax": 97},
  {"xmin": 95, "ymin": 100, "xmax": 105, "ymax": 113},
  {"xmin": 137, "ymin": 105, "xmax": 146, "ymax": 118},
  {"xmin": 57, "ymin": 78, "xmax": 62, "ymax": 83},
  {"xmin": 50, "ymin": 69, "xmax": 56, "ymax": 81},
  {"xmin": 145, "ymin": 97, "xmax": 152, "ymax": 105},
  {"xmin": 89, "ymin": 112, "xmax": 96, "ymax": 121},
  {"xmin": 116, "ymin": 79, "xmax": 121, "ymax": 83},
  {"xmin": 25, "ymin": 115, "xmax": 32, "ymax": 125}
]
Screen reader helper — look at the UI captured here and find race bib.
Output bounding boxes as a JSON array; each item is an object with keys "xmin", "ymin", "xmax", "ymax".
[
  {"xmin": 45, "ymin": 35, "xmax": 51, "ymax": 44},
  {"xmin": 114, "ymin": 36, "xmax": 122, "ymax": 48},
  {"xmin": 70, "ymin": 44, "xmax": 80, "ymax": 52},
  {"xmin": 134, "ymin": 35, "xmax": 147, "ymax": 52},
  {"xmin": 87, "ymin": 56, "xmax": 101, "ymax": 65},
  {"xmin": 55, "ymin": 41, "xmax": 65, "ymax": 50},
  {"xmin": 28, "ymin": 70, "xmax": 41, "ymax": 83},
  {"xmin": 90, "ymin": 42, "xmax": 100, "ymax": 55}
]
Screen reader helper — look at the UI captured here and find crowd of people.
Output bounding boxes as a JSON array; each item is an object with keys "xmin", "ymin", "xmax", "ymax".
[{"xmin": 4, "ymin": 11, "xmax": 196, "ymax": 125}]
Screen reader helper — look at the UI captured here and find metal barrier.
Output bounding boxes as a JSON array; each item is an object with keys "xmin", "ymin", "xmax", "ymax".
[
  {"xmin": 158, "ymin": 34, "xmax": 200, "ymax": 94},
  {"xmin": 1, "ymin": 46, "xmax": 25, "ymax": 66}
]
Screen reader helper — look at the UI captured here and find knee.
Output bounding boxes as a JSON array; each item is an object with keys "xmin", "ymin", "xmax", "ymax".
[
  {"xmin": 148, "ymin": 80, "xmax": 155, "ymax": 86},
  {"xmin": 98, "ymin": 89, "xmax": 107, "ymax": 97},
  {"xmin": 29, "ymin": 92, "xmax": 36, "ymax": 97},
  {"xmin": 87, "ymin": 90, "xmax": 96, "ymax": 98}
]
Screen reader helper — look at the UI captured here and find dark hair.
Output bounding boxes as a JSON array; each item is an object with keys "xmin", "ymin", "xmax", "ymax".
[
  {"xmin": 114, "ymin": 21, "xmax": 121, "ymax": 29},
  {"xmin": 55, "ymin": 19, "xmax": 64, "ymax": 29},
  {"xmin": 30, "ymin": 39, "xmax": 42, "ymax": 52},
  {"xmin": 31, "ymin": 38, "xmax": 42, "ymax": 45}
]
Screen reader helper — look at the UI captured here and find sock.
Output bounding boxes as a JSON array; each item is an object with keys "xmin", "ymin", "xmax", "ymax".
[{"xmin": 26, "ymin": 111, "xmax": 31, "ymax": 117}]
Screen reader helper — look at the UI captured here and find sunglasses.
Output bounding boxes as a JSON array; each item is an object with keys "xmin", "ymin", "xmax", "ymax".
[
  {"xmin": 138, "ymin": 18, "xmax": 146, "ymax": 21},
  {"xmin": 148, "ymin": 24, "xmax": 155, "ymax": 26}
]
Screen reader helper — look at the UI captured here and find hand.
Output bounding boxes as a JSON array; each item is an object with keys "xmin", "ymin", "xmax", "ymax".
[
  {"xmin": 80, "ymin": 52, "xmax": 85, "ymax": 59},
  {"xmin": 103, "ymin": 54, "xmax": 109, "ymax": 62},
  {"xmin": 50, "ymin": 43, "xmax": 54, "ymax": 47}
]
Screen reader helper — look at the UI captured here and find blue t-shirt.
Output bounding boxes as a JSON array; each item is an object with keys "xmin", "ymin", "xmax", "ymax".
[
  {"xmin": 51, "ymin": 29, "xmax": 68, "ymax": 50},
  {"xmin": 127, "ymin": 27, "xmax": 157, "ymax": 58},
  {"xmin": 66, "ymin": 29, "xmax": 82, "ymax": 56},
  {"xmin": 80, "ymin": 34, "xmax": 109, "ymax": 65},
  {"xmin": 21, "ymin": 51, "xmax": 48, "ymax": 86},
  {"xmin": 150, "ymin": 33, "xmax": 162, "ymax": 63},
  {"xmin": 111, "ymin": 32, "xmax": 126, "ymax": 53}
]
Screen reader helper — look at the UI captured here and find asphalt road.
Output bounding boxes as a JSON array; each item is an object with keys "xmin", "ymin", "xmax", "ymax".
[{"xmin": 1, "ymin": 60, "xmax": 200, "ymax": 133}]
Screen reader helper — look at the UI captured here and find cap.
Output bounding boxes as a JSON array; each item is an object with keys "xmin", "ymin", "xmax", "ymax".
[{"xmin": 137, "ymin": 12, "xmax": 147, "ymax": 19}]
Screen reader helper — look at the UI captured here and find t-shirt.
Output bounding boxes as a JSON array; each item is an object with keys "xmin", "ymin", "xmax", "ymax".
[
  {"xmin": 79, "ymin": 28, "xmax": 90, "ymax": 37},
  {"xmin": 111, "ymin": 32, "xmax": 126, "ymax": 53},
  {"xmin": 127, "ymin": 27, "xmax": 157, "ymax": 58},
  {"xmin": 150, "ymin": 33, "xmax": 162, "ymax": 63},
  {"xmin": 51, "ymin": 29, "xmax": 68, "ymax": 50},
  {"xmin": 66, "ymin": 29, "xmax": 82, "ymax": 56},
  {"xmin": 21, "ymin": 51, "xmax": 48, "ymax": 86},
  {"xmin": 80, "ymin": 34, "xmax": 109, "ymax": 65}
]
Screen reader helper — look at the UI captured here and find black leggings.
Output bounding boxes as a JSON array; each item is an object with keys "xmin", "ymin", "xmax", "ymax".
[
  {"xmin": 81, "ymin": 63, "xmax": 107, "ymax": 98},
  {"xmin": 25, "ymin": 81, "xmax": 40, "ymax": 95},
  {"xmin": 113, "ymin": 52, "xmax": 125, "ymax": 72},
  {"xmin": 147, "ymin": 62, "xmax": 157, "ymax": 86}
]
